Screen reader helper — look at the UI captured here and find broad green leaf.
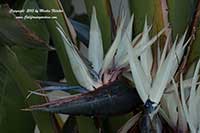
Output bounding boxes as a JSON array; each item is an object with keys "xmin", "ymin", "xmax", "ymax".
[
  {"xmin": 15, "ymin": 0, "xmax": 49, "ymax": 79},
  {"xmin": 12, "ymin": 47, "xmax": 48, "ymax": 79},
  {"xmin": 118, "ymin": 112, "xmax": 141, "ymax": 133},
  {"xmin": 0, "ymin": 0, "xmax": 25, "ymax": 9},
  {"xmin": 109, "ymin": 113, "xmax": 133, "ymax": 133},
  {"xmin": 0, "ymin": 0, "xmax": 57, "ymax": 132},
  {"xmin": 0, "ymin": 45, "xmax": 57, "ymax": 133},
  {"xmin": 60, "ymin": 0, "xmax": 72, "ymax": 16},
  {"xmin": 62, "ymin": 116, "xmax": 78, "ymax": 133},
  {"xmin": 22, "ymin": 0, "xmax": 49, "ymax": 43},
  {"xmin": 15, "ymin": 0, "xmax": 57, "ymax": 131},
  {"xmin": 0, "ymin": 4, "xmax": 50, "ymax": 49},
  {"xmin": 129, "ymin": 0, "xmax": 164, "ymax": 35},
  {"xmin": 36, "ymin": 0, "xmax": 77, "ymax": 85},
  {"xmin": 188, "ymin": 28, "xmax": 200, "ymax": 66},
  {"xmin": 182, "ymin": 1, "xmax": 200, "ymax": 68},
  {"xmin": 0, "ymin": 0, "xmax": 59, "ymax": 132},
  {"xmin": 167, "ymin": 0, "xmax": 197, "ymax": 38},
  {"xmin": 84, "ymin": 0, "xmax": 112, "ymax": 53},
  {"xmin": 77, "ymin": 116, "xmax": 98, "ymax": 133},
  {"xmin": 11, "ymin": 0, "xmax": 26, "ymax": 9},
  {"xmin": 0, "ymin": 65, "xmax": 35, "ymax": 133}
]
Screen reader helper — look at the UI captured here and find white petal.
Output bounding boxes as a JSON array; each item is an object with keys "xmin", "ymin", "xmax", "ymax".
[
  {"xmin": 157, "ymin": 43, "xmax": 161, "ymax": 69},
  {"xmin": 160, "ymin": 77, "xmax": 187, "ymax": 131},
  {"xmin": 149, "ymin": 45, "xmax": 175, "ymax": 103},
  {"xmin": 157, "ymin": 31, "xmax": 171, "ymax": 73},
  {"xmin": 162, "ymin": 92, "xmax": 178, "ymax": 127},
  {"xmin": 176, "ymin": 30, "xmax": 187, "ymax": 50},
  {"xmin": 127, "ymin": 38, "xmax": 150, "ymax": 103},
  {"xmin": 180, "ymin": 74, "xmax": 192, "ymax": 130},
  {"xmin": 116, "ymin": 33, "xmax": 143, "ymax": 68},
  {"xmin": 126, "ymin": 28, "xmax": 166, "ymax": 103},
  {"xmin": 172, "ymin": 78, "xmax": 187, "ymax": 130},
  {"xmin": 188, "ymin": 60, "xmax": 200, "ymax": 107},
  {"xmin": 57, "ymin": 26, "xmax": 97, "ymax": 91},
  {"xmin": 150, "ymin": 33, "xmax": 186, "ymax": 104},
  {"xmin": 88, "ymin": 7, "xmax": 104, "ymax": 73},
  {"xmin": 115, "ymin": 15, "xmax": 134, "ymax": 67},
  {"xmin": 101, "ymin": 17, "xmax": 125, "ymax": 73},
  {"xmin": 188, "ymin": 60, "xmax": 200, "ymax": 130},
  {"xmin": 134, "ymin": 27, "xmax": 165, "ymax": 57},
  {"xmin": 140, "ymin": 19, "xmax": 153, "ymax": 83}
]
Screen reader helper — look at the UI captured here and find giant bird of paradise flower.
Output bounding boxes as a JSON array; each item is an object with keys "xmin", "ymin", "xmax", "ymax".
[{"xmin": 26, "ymin": 7, "xmax": 199, "ymax": 132}]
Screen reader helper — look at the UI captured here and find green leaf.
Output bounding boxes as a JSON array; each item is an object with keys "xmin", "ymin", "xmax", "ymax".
[
  {"xmin": 0, "ymin": 4, "xmax": 50, "ymax": 49},
  {"xmin": 12, "ymin": 0, "xmax": 26, "ymax": 9},
  {"xmin": 22, "ymin": 0, "xmax": 50, "ymax": 42},
  {"xmin": 62, "ymin": 116, "xmax": 78, "ymax": 133},
  {"xmin": 188, "ymin": 28, "xmax": 200, "ymax": 65},
  {"xmin": 84, "ymin": 0, "xmax": 112, "ymax": 53},
  {"xmin": 129, "ymin": 0, "xmax": 164, "ymax": 35},
  {"xmin": 167, "ymin": 0, "xmax": 197, "ymax": 38},
  {"xmin": 77, "ymin": 116, "xmax": 98, "ymax": 133},
  {"xmin": 0, "ymin": 45, "xmax": 58, "ymax": 133},
  {"xmin": 0, "ymin": 65, "xmax": 35, "ymax": 133},
  {"xmin": 181, "ymin": 0, "xmax": 200, "ymax": 66},
  {"xmin": 14, "ymin": 0, "xmax": 49, "ymax": 79},
  {"xmin": 60, "ymin": 0, "xmax": 72, "ymax": 16},
  {"xmin": 109, "ymin": 113, "xmax": 133, "ymax": 133},
  {"xmin": 0, "ymin": 0, "xmax": 59, "ymax": 132},
  {"xmin": 36, "ymin": 0, "xmax": 77, "ymax": 85}
]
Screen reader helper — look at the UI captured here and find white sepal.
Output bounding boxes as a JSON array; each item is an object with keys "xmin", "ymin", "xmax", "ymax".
[
  {"xmin": 101, "ymin": 17, "xmax": 125, "ymax": 74},
  {"xmin": 115, "ymin": 15, "xmax": 134, "ymax": 67},
  {"xmin": 88, "ymin": 7, "xmax": 104, "ymax": 74},
  {"xmin": 127, "ymin": 38, "xmax": 150, "ymax": 103},
  {"xmin": 150, "ymin": 32, "xmax": 188, "ymax": 104},
  {"xmin": 181, "ymin": 60, "xmax": 200, "ymax": 132},
  {"xmin": 139, "ymin": 20, "xmax": 153, "ymax": 83},
  {"xmin": 57, "ymin": 26, "xmax": 98, "ymax": 91}
]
